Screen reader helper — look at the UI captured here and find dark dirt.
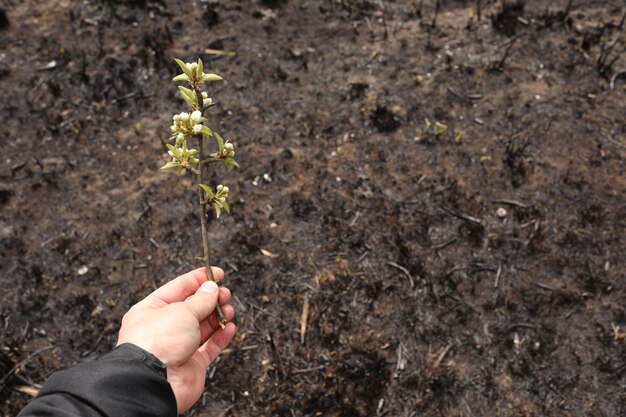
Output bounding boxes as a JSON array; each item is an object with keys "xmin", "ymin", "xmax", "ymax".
[{"xmin": 1, "ymin": 0, "xmax": 625, "ymax": 416}]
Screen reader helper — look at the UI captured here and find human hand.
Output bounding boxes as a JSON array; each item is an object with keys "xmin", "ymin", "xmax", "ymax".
[{"xmin": 117, "ymin": 267, "xmax": 236, "ymax": 414}]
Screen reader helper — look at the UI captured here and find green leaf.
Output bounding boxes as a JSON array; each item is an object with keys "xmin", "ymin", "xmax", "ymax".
[
  {"xmin": 178, "ymin": 85, "xmax": 194, "ymax": 97},
  {"xmin": 182, "ymin": 94, "xmax": 196, "ymax": 108},
  {"xmin": 199, "ymin": 183, "xmax": 213, "ymax": 198},
  {"xmin": 224, "ymin": 158, "xmax": 240, "ymax": 170},
  {"xmin": 214, "ymin": 205, "xmax": 221, "ymax": 218},
  {"xmin": 178, "ymin": 86, "xmax": 197, "ymax": 102},
  {"xmin": 200, "ymin": 126, "xmax": 213, "ymax": 137},
  {"xmin": 222, "ymin": 200, "xmax": 230, "ymax": 214},
  {"xmin": 166, "ymin": 143, "xmax": 181, "ymax": 158},
  {"xmin": 203, "ymin": 73, "xmax": 223, "ymax": 82},
  {"xmin": 214, "ymin": 132, "xmax": 224, "ymax": 151},
  {"xmin": 160, "ymin": 161, "xmax": 181, "ymax": 171},
  {"xmin": 172, "ymin": 73, "xmax": 189, "ymax": 82},
  {"xmin": 178, "ymin": 86, "xmax": 198, "ymax": 108},
  {"xmin": 174, "ymin": 58, "xmax": 193, "ymax": 80},
  {"xmin": 197, "ymin": 59, "xmax": 204, "ymax": 77}
]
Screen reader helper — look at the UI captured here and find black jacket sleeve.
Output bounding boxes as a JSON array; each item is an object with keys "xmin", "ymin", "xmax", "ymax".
[{"xmin": 17, "ymin": 343, "xmax": 177, "ymax": 417}]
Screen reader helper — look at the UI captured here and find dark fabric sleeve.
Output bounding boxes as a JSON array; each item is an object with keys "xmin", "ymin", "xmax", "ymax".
[{"xmin": 17, "ymin": 343, "xmax": 177, "ymax": 417}]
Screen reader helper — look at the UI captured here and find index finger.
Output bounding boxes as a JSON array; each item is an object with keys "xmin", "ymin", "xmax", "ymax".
[{"xmin": 143, "ymin": 267, "xmax": 224, "ymax": 307}]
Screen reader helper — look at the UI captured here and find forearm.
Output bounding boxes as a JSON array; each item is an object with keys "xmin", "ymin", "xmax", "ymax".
[{"xmin": 18, "ymin": 344, "xmax": 177, "ymax": 417}]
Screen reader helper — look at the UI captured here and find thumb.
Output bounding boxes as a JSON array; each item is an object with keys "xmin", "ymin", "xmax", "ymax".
[{"xmin": 184, "ymin": 281, "xmax": 219, "ymax": 321}]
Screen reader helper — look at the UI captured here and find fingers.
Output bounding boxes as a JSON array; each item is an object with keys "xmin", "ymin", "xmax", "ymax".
[
  {"xmin": 218, "ymin": 287, "xmax": 231, "ymax": 305},
  {"xmin": 199, "ymin": 303, "xmax": 235, "ymax": 342},
  {"xmin": 183, "ymin": 281, "xmax": 220, "ymax": 321},
  {"xmin": 144, "ymin": 267, "xmax": 224, "ymax": 307},
  {"xmin": 199, "ymin": 287, "xmax": 233, "ymax": 342},
  {"xmin": 197, "ymin": 322, "xmax": 236, "ymax": 368}
]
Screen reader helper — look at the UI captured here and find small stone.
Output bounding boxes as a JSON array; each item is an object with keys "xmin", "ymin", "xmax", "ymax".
[{"xmin": 497, "ymin": 207, "xmax": 507, "ymax": 218}]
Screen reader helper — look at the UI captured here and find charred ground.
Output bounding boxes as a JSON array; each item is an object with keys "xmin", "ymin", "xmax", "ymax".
[{"xmin": 1, "ymin": 1, "xmax": 625, "ymax": 416}]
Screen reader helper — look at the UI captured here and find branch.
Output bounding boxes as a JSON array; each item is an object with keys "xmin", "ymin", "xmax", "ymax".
[
  {"xmin": 201, "ymin": 158, "xmax": 221, "ymax": 167},
  {"xmin": 195, "ymin": 86, "xmax": 227, "ymax": 329}
]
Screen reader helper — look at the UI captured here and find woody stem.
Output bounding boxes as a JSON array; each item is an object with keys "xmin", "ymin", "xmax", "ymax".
[{"xmin": 195, "ymin": 85, "xmax": 226, "ymax": 328}]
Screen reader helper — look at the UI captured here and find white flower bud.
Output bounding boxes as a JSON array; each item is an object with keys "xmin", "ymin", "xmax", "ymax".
[
  {"xmin": 217, "ymin": 184, "xmax": 224, "ymax": 191},
  {"xmin": 179, "ymin": 112, "xmax": 189, "ymax": 121},
  {"xmin": 191, "ymin": 111, "xmax": 202, "ymax": 123},
  {"xmin": 201, "ymin": 92, "xmax": 208, "ymax": 99},
  {"xmin": 193, "ymin": 124, "xmax": 203, "ymax": 134},
  {"xmin": 223, "ymin": 186, "xmax": 229, "ymax": 193},
  {"xmin": 168, "ymin": 150, "xmax": 174, "ymax": 157},
  {"xmin": 203, "ymin": 98, "xmax": 213, "ymax": 107},
  {"xmin": 219, "ymin": 197, "xmax": 226, "ymax": 203},
  {"xmin": 170, "ymin": 125, "xmax": 177, "ymax": 132},
  {"xmin": 177, "ymin": 133, "xmax": 185, "ymax": 141},
  {"xmin": 190, "ymin": 62, "xmax": 198, "ymax": 70},
  {"xmin": 185, "ymin": 62, "xmax": 192, "ymax": 70},
  {"xmin": 173, "ymin": 114, "xmax": 180, "ymax": 121},
  {"xmin": 224, "ymin": 142, "xmax": 234, "ymax": 150}
]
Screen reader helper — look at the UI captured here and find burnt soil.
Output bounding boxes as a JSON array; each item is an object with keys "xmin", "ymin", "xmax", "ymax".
[{"xmin": 1, "ymin": 1, "xmax": 625, "ymax": 416}]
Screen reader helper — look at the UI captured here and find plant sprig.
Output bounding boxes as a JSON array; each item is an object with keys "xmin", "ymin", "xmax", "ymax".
[{"xmin": 161, "ymin": 58, "xmax": 239, "ymax": 328}]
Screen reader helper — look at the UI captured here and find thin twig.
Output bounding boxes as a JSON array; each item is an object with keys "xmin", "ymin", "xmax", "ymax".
[
  {"xmin": 291, "ymin": 365, "xmax": 325, "ymax": 375},
  {"xmin": 386, "ymin": 261, "xmax": 414, "ymax": 288},
  {"xmin": 300, "ymin": 293, "xmax": 310, "ymax": 344},
  {"xmin": 0, "ymin": 346, "xmax": 54, "ymax": 389},
  {"xmin": 508, "ymin": 323, "xmax": 537, "ymax": 331},
  {"xmin": 494, "ymin": 263, "xmax": 502, "ymax": 288},
  {"xmin": 492, "ymin": 199, "xmax": 531, "ymax": 208},
  {"xmin": 195, "ymin": 87, "xmax": 226, "ymax": 328},
  {"xmin": 440, "ymin": 206, "xmax": 484, "ymax": 225},
  {"xmin": 429, "ymin": 238, "xmax": 458, "ymax": 253},
  {"xmin": 603, "ymin": 135, "xmax": 626, "ymax": 149},
  {"xmin": 496, "ymin": 33, "xmax": 526, "ymax": 70},
  {"xmin": 562, "ymin": 0, "xmax": 574, "ymax": 22},
  {"xmin": 204, "ymin": 48, "xmax": 236, "ymax": 57},
  {"xmin": 536, "ymin": 282, "xmax": 557, "ymax": 291},
  {"xmin": 610, "ymin": 69, "xmax": 626, "ymax": 90},
  {"xmin": 431, "ymin": 0, "xmax": 441, "ymax": 28},
  {"xmin": 201, "ymin": 158, "xmax": 221, "ymax": 167},
  {"xmin": 434, "ymin": 344, "xmax": 452, "ymax": 368}
]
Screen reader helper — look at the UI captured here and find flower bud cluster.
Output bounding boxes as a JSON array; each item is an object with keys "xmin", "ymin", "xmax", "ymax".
[
  {"xmin": 167, "ymin": 147, "xmax": 199, "ymax": 166},
  {"xmin": 214, "ymin": 184, "xmax": 230, "ymax": 203},
  {"xmin": 185, "ymin": 62, "xmax": 199, "ymax": 72},
  {"xmin": 174, "ymin": 58, "xmax": 223, "ymax": 86},
  {"xmin": 207, "ymin": 183, "xmax": 230, "ymax": 217},
  {"xmin": 161, "ymin": 140, "xmax": 199, "ymax": 175},
  {"xmin": 171, "ymin": 110, "xmax": 206, "ymax": 141},
  {"xmin": 212, "ymin": 141, "xmax": 236, "ymax": 160},
  {"xmin": 201, "ymin": 92, "xmax": 214, "ymax": 108},
  {"xmin": 199, "ymin": 183, "xmax": 231, "ymax": 218}
]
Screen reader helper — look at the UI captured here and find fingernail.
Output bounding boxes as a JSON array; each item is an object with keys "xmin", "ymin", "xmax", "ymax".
[{"xmin": 199, "ymin": 281, "xmax": 218, "ymax": 294}]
